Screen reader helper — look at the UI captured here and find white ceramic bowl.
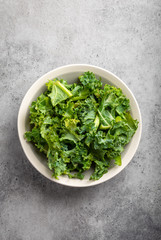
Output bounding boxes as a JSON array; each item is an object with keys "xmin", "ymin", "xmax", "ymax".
[{"xmin": 18, "ymin": 64, "xmax": 142, "ymax": 187}]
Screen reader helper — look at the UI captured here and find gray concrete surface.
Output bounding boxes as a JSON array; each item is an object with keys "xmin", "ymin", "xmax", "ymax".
[{"xmin": 1, "ymin": 0, "xmax": 161, "ymax": 239}]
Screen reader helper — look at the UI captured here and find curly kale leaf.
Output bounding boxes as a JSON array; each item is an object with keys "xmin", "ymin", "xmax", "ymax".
[
  {"xmin": 48, "ymin": 80, "xmax": 72, "ymax": 107},
  {"xmin": 79, "ymin": 71, "xmax": 102, "ymax": 91}
]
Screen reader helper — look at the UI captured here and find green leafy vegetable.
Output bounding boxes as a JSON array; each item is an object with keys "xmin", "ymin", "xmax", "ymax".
[
  {"xmin": 48, "ymin": 80, "xmax": 72, "ymax": 107},
  {"xmin": 25, "ymin": 72, "xmax": 138, "ymax": 180}
]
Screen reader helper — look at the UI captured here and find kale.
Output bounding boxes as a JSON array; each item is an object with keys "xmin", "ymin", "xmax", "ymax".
[{"xmin": 25, "ymin": 72, "xmax": 138, "ymax": 180}]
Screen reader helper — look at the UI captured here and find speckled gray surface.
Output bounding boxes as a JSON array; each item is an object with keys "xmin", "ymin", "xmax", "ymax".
[{"xmin": 1, "ymin": 0, "xmax": 161, "ymax": 239}]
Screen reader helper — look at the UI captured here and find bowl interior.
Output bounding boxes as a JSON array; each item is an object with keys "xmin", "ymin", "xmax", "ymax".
[{"xmin": 18, "ymin": 65, "xmax": 142, "ymax": 187}]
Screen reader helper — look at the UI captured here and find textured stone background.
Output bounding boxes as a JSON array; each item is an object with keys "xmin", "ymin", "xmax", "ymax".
[{"xmin": 1, "ymin": 0, "xmax": 161, "ymax": 239}]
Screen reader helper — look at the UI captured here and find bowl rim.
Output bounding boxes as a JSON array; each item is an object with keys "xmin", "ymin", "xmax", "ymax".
[{"xmin": 18, "ymin": 64, "xmax": 142, "ymax": 187}]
